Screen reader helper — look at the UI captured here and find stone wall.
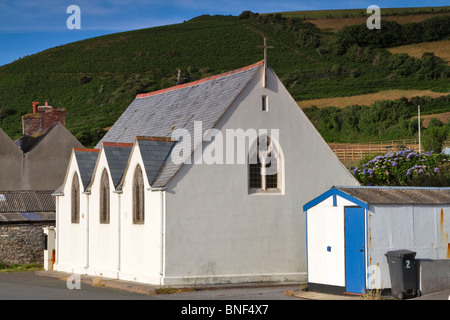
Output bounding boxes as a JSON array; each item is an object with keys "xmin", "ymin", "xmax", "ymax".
[{"xmin": 0, "ymin": 222, "xmax": 55, "ymax": 266}]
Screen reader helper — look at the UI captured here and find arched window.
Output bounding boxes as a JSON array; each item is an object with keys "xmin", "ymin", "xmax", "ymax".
[
  {"xmin": 249, "ymin": 135, "xmax": 281, "ymax": 192},
  {"xmin": 71, "ymin": 172, "xmax": 80, "ymax": 224},
  {"xmin": 133, "ymin": 164, "xmax": 145, "ymax": 224},
  {"xmin": 99, "ymin": 169, "xmax": 110, "ymax": 224}
]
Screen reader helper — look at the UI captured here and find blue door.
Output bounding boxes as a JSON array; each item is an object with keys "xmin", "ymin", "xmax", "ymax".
[{"xmin": 345, "ymin": 207, "xmax": 366, "ymax": 294}]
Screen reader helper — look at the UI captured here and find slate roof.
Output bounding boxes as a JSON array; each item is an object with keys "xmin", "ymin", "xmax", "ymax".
[
  {"xmin": 96, "ymin": 61, "xmax": 263, "ymax": 187},
  {"xmin": 135, "ymin": 137, "xmax": 175, "ymax": 187},
  {"xmin": 335, "ymin": 186, "xmax": 450, "ymax": 206},
  {"xmin": 0, "ymin": 212, "xmax": 55, "ymax": 223},
  {"xmin": 0, "ymin": 191, "xmax": 55, "ymax": 222},
  {"xmin": 15, "ymin": 122, "xmax": 59, "ymax": 153},
  {"xmin": 74, "ymin": 149, "xmax": 99, "ymax": 191},
  {"xmin": 102, "ymin": 143, "xmax": 133, "ymax": 188}
]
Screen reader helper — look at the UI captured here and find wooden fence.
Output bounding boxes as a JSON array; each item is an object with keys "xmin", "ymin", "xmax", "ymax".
[{"xmin": 329, "ymin": 138, "xmax": 450, "ymax": 162}]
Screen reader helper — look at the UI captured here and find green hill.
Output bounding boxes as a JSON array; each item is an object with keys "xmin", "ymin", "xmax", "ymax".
[{"xmin": 0, "ymin": 9, "xmax": 449, "ymax": 147}]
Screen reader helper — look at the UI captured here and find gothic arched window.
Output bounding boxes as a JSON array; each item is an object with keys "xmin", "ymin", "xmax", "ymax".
[
  {"xmin": 100, "ymin": 169, "xmax": 110, "ymax": 224},
  {"xmin": 133, "ymin": 164, "xmax": 145, "ymax": 224},
  {"xmin": 249, "ymin": 135, "xmax": 281, "ymax": 192},
  {"xmin": 71, "ymin": 172, "xmax": 80, "ymax": 224}
]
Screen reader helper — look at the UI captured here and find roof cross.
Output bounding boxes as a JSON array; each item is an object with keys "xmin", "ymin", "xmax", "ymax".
[{"xmin": 258, "ymin": 38, "xmax": 273, "ymax": 88}]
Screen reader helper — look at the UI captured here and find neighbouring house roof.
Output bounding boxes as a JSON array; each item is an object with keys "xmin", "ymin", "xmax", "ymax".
[
  {"xmin": 96, "ymin": 61, "xmax": 263, "ymax": 187},
  {"xmin": 15, "ymin": 122, "xmax": 60, "ymax": 153},
  {"xmin": 303, "ymin": 186, "xmax": 450, "ymax": 212},
  {"xmin": 0, "ymin": 191, "xmax": 55, "ymax": 223}
]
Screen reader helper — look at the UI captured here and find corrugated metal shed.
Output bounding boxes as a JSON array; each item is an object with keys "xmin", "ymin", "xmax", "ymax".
[
  {"xmin": 335, "ymin": 186, "xmax": 450, "ymax": 205},
  {"xmin": 303, "ymin": 185, "xmax": 450, "ymax": 295}
]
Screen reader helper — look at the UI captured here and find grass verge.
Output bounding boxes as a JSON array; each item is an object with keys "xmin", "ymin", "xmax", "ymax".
[{"xmin": 0, "ymin": 263, "xmax": 44, "ymax": 273}]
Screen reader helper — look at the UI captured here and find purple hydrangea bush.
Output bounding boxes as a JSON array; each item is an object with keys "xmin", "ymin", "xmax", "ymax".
[{"xmin": 352, "ymin": 150, "xmax": 450, "ymax": 186}]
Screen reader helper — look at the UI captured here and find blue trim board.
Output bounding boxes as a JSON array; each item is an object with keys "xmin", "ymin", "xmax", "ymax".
[
  {"xmin": 305, "ymin": 211, "xmax": 308, "ymax": 283},
  {"xmin": 303, "ymin": 187, "xmax": 369, "ymax": 212},
  {"xmin": 365, "ymin": 208, "xmax": 369, "ymax": 288}
]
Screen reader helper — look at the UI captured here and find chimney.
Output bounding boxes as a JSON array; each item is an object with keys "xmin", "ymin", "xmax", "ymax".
[
  {"xmin": 22, "ymin": 100, "xmax": 66, "ymax": 136},
  {"xmin": 32, "ymin": 102, "xmax": 39, "ymax": 114}
]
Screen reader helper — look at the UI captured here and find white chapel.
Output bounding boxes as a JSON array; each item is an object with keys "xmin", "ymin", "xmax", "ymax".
[{"xmin": 53, "ymin": 58, "xmax": 358, "ymax": 285}]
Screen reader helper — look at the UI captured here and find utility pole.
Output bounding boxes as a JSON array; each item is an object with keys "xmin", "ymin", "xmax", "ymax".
[{"xmin": 418, "ymin": 105, "xmax": 421, "ymax": 153}]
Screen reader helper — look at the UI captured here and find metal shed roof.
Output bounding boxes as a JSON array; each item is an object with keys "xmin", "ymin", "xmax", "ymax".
[
  {"xmin": 0, "ymin": 191, "xmax": 55, "ymax": 222},
  {"xmin": 303, "ymin": 186, "xmax": 450, "ymax": 212},
  {"xmin": 0, "ymin": 212, "xmax": 55, "ymax": 223},
  {"xmin": 336, "ymin": 186, "xmax": 450, "ymax": 206},
  {"xmin": 0, "ymin": 191, "xmax": 55, "ymax": 213}
]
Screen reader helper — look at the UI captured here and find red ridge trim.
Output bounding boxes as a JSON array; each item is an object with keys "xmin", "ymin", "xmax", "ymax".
[
  {"xmin": 102, "ymin": 142, "xmax": 134, "ymax": 148},
  {"xmin": 73, "ymin": 148, "xmax": 100, "ymax": 152},
  {"xmin": 136, "ymin": 60, "xmax": 264, "ymax": 99}
]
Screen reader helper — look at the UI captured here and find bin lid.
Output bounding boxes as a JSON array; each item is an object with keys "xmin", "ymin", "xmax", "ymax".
[{"xmin": 385, "ymin": 249, "xmax": 416, "ymax": 258}]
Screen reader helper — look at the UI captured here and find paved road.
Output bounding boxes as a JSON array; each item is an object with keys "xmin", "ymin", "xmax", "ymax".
[
  {"xmin": 1, "ymin": 271, "xmax": 447, "ymax": 303},
  {"xmin": 0, "ymin": 271, "xmax": 153, "ymax": 300},
  {"xmin": 0, "ymin": 271, "xmax": 301, "ymax": 301}
]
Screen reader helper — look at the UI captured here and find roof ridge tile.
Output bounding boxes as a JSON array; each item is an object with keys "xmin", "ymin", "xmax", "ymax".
[{"xmin": 136, "ymin": 60, "xmax": 263, "ymax": 99}]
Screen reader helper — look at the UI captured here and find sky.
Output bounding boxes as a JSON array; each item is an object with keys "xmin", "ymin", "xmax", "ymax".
[{"xmin": 0, "ymin": 0, "xmax": 449, "ymax": 67}]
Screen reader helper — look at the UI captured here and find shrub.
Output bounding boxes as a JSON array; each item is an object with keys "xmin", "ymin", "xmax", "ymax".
[
  {"xmin": 353, "ymin": 150, "xmax": 450, "ymax": 186},
  {"xmin": 422, "ymin": 126, "xmax": 448, "ymax": 153}
]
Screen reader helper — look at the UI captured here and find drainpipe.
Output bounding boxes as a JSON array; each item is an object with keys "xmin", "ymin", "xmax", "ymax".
[
  {"xmin": 51, "ymin": 188, "xmax": 64, "ymax": 268},
  {"xmin": 83, "ymin": 191, "xmax": 91, "ymax": 270},
  {"xmin": 149, "ymin": 187, "xmax": 166, "ymax": 284},
  {"xmin": 114, "ymin": 190, "xmax": 123, "ymax": 279},
  {"xmin": 55, "ymin": 195, "xmax": 60, "ymax": 266}
]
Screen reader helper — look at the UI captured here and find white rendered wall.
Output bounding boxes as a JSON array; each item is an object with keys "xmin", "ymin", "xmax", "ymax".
[
  {"xmin": 54, "ymin": 154, "xmax": 89, "ymax": 275},
  {"xmin": 118, "ymin": 146, "xmax": 163, "ymax": 284},
  {"xmin": 86, "ymin": 151, "xmax": 119, "ymax": 279}
]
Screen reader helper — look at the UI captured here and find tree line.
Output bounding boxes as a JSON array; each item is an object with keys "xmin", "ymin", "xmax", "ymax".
[
  {"xmin": 332, "ymin": 15, "xmax": 450, "ymax": 54},
  {"xmin": 303, "ymin": 95, "xmax": 450, "ymax": 152}
]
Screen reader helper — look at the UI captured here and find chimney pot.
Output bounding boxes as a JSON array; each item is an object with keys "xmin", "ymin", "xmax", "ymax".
[{"xmin": 32, "ymin": 102, "xmax": 39, "ymax": 114}]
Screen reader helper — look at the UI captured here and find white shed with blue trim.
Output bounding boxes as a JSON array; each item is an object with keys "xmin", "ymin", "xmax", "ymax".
[{"xmin": 302, "ymin": 186, "xmax": 450, "ymax": 295}]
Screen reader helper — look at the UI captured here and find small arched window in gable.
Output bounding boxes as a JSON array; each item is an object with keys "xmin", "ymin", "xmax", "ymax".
[
  {"xmin": 100, "ymin": 168, "xmax": 110, "ymax": 224},
  {"xmin": 249, "ymin": 135, "xmax": 281, "ymax": 193},
  {"xmin": 71, "ymin": 172, "xmax": 80, "ymax": 224},
  {"xmin": 133, "ymin": 164, "xmax": 145, "ymax": 224}
]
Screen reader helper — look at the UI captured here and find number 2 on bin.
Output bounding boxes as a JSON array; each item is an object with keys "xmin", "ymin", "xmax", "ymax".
[{"xmin": 405, "ymin": 260, "xmax": 410, "ymax": 268}]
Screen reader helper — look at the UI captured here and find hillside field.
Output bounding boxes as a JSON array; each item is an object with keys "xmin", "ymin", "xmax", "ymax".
[
  {"xmin": 304, "ymin": 13, "xmax": 450, "ymax": 32},
  {"xmin": 298, "ymin": 89, "xmax": 450, "ymax": 109},
  {"xmin": 387, "ymin": 39, "xmax": 450, "ymax": 65},
  {"xmin": 0, "ymin": 8, "xmax": 449, "ymax": 147}
]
